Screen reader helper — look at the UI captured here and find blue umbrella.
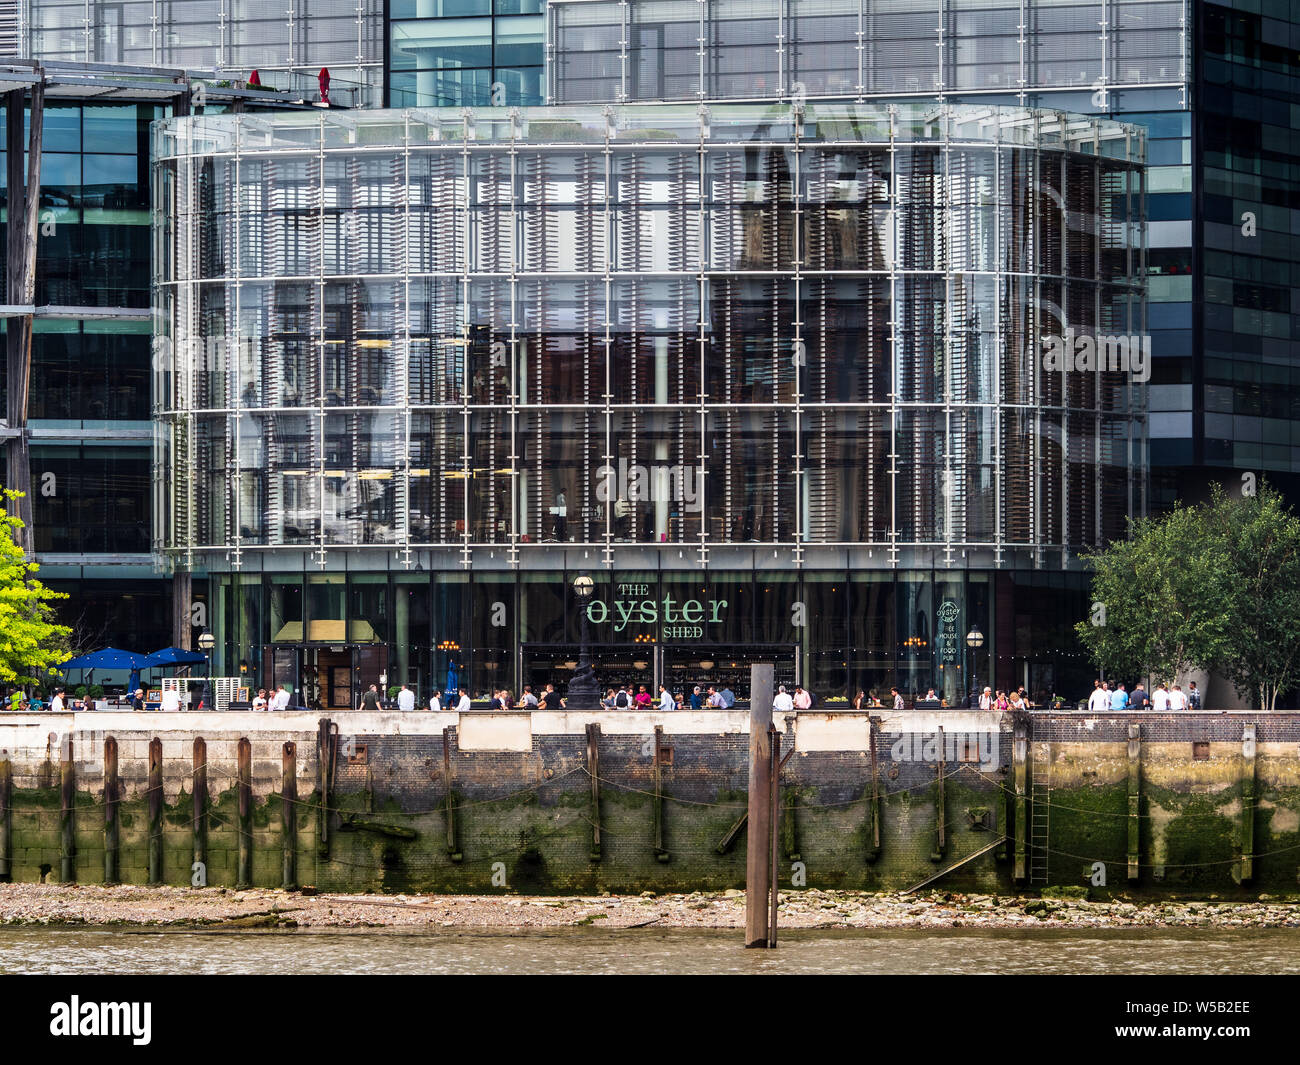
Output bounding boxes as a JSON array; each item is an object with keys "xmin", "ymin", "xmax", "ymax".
[
  {"xmin": 445, "ymin": 662, "xmax": 459, "ymax": 697},
  {"xmin": 143, "ymin": 647, "xmax": 208, "ymax": 667},
  {"xmin": 60, "ymin": 647, "xmax": 150, "ymax": 671}
]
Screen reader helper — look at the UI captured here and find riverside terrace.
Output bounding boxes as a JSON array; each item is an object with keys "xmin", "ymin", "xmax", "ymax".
[{"xmin": 0, "ymin": 708, "xmax": 1296, "ymax": 895}]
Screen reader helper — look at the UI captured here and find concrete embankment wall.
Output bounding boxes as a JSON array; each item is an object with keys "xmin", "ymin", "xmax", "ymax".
[{"xmin": 0, "ymin": 710, "xmax": 1295, "ymax": 896}]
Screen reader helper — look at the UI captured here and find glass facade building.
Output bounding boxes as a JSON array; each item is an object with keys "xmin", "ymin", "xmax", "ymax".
[{"xmin": 153, "ymin": 102, "xmax": 1145, "ymax": 706}]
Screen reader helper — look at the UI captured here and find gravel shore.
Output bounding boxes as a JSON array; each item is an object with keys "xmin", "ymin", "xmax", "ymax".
[{"xmin": 2, "ymin": 883, "xmax": 1299, "ymax": 931}]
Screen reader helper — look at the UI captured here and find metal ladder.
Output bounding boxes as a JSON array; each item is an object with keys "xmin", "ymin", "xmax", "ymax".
[{"xmin": 1029, "ymin": 738, "xmax": 1052, "ymax": 884}]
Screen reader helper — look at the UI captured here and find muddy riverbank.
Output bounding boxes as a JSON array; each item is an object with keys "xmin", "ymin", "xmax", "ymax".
[{"xmin": 2, "ymin": 883, "xmax": 1299, "ymax": 931}]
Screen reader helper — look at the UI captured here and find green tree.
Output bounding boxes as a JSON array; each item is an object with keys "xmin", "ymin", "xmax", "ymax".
[
  {"xmin": 1204, "ymin": 484, "xmax": 1300, "ymax": 711},
  {"xmin": 1075, "ymin": 502, "xmax": 1236, "ymax": 687},
  {"xmin": 0, "ymin": 491, "xmax": 70, "ymax": 684}
]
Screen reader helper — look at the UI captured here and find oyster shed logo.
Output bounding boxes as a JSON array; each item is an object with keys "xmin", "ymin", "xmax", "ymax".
[
  {"xmin": 586, "ymin": 583, "xmax": 727, "ymax": 640},
  {"xmin": 50, "ymin": 996, "xmax": 152, "ymax": 1045}
]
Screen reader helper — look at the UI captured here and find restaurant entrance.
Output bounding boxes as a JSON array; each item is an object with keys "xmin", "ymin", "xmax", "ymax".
[{"xmin": 262, "ymin": 644, "xmax": 389, "ymax": 711}]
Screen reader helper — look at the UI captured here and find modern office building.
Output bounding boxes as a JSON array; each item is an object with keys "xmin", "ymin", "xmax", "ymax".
[
  {"xmin": 0, "ymin": 0, "xmax": 1291, "ymax": 707},
  {"xmin": 547, "ymin": 0, "xmax": 1300, "ymax": 510},
  {"xmin": 0, "ymin": 61, "xmax": 341, "ymax": 659},
  {"xmin": 153, "ymin": 102, "xmax": 1145, "ymax": 708}
]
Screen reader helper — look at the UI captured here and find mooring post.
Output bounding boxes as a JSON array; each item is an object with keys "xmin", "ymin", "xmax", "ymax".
[
  {"xmin": 931, "ymin": 726, "xmax": 946, "ymax": 863},
  {"xmin": 768, "ymin": 721, "xmax": 780, "ymax": 947},
  {"xmin": 1013, "ymin": 720, "xmax": 1028, "ymax": 882},
  {"xmin": 1236, "ymin": 724, "xmax": 1256, "ymax": 885},
  {"xmin": 103, "ymin": 736, "xmax": 119, "ymax": 885},
  {"xmin": 653, "ymin": 724, "xmax": 670, "ymax": 863},
  {"xmin": 59, "ymin": 734, "xmax": 75, "ymax": 883},
  {"xmin": 193, "ymin": 737, "xmax": 207, "ymax": 884},
  {"xmin": 1127, "ymin": 722, "xmax": 1141, "ymax": 882},
  {"xmin": 282, "ymin": 740, "xmax": 297, "ymax": 890},
  {"xmin": 0, "ymin": 750, "xmax": 10, "ymax": 882},
  {"xmin": 745, "ymin": 662, "xmax": 775, "ymax": 948},
  {"xmin": 586, "ymin": 722, "xmax": 602, "ymax": 861},
  {"xmin": 317, "ymin": 718, "xmax": 333, "ymax": 860},
  {"xmin": 442, "ymin": 725, "xmax": 462, "ymax": 862},
  {"xmin": 147, "ymin": 737, "xmax": 163, "ymax": 886},
  {"xmin": 866, "ymin": 716, "xmax": 881, "ymax": 863},
  {"xmin": 236, "ymin": 736, "xmax": 252, "ymax": 888}
]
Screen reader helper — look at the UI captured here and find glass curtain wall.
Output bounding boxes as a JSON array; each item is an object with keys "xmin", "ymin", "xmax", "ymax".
[
  {"xmin": 550, "ymin": 0, "xmax": 1187, "ymax": 105},
  {"xmin": 154, "ymin": 103, "xmax": 1145, "ymax": 573}
]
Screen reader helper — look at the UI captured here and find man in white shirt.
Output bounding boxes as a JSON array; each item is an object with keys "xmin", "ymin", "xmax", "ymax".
[
  {"xmin": 397, "ymin": 684, "xmax": 415, "ymax": 712},
  {"xmin": 1152, "ymin": 683, "xmax": 1170, "ymax": 712},
  {"xmin": 455, "ymin": 688, "xmax": 471, "ymax": 713},
  {"xmin": 1087, "ymin": 680, "xmax": 1110, "ymax": 714},
  {"xmin": 773, "ymin": 685, "xmax": 794, "ymax": 714},
  {"xmin": 270, "ymin": 686, "xmax": 290, "ymax": 712},
  {"xmin": 49, "ymin": 689, "xmax": 65, "ymax": 712},
  {"xmin": 658, "ymin": 685, "xmax": 676, "ymax": 713},
  {"xmin": 979, "ymin": 686, "xmax": 994, "ymax": 711},
  {"xmin": 1168, "ymin": 685, "xmax": 1189, "ymax": 711},
  {"xmin": 428, "ymin": 690, "xmax": 442, "ymax": 713},
  {"xmin": 160, "ymin": 687, "xmax": 181, "ymax": 712}
]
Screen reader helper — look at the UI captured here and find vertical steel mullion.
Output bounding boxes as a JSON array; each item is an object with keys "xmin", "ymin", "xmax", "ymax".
[
  {"xmin": 230, "ymin": 130, "xmax": 243, "ymax": 570},
  {"xmin": 461, "ymin": 115, "xmax": 472, "ymax": 568},
  {"xmin": 791, "ymin": 109, "xmax": 803, "ymax": 560},
  {"xmin": 317, "ymin": 119, "xmax": 330, "ymax": 569},
  {"xmin": 697, "ymin": 120, "xmax": 708, "ymax": 568},
  {"xmin": 400, "ymin": 115, "xmax": 413, "ymax": 566},
  {"xmin": 887, "ymin": 108, "xmax": 899, "ymax": 568},
  {"xmin": 603, "ymin": 128, "xmax": 614, "ymax": 568}
]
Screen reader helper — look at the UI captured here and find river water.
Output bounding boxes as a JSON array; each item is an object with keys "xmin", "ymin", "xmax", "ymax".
[{"xmin": 3, "ymin": 926, "xmax": 1298, "ymax": 974}]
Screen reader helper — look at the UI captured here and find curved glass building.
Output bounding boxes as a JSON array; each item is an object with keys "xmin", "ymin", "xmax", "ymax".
[{"xmin": 153, "ymin": 102, "xmax": 1145, "ymax": 708}]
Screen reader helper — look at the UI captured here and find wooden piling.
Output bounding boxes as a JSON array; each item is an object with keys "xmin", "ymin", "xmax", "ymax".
[
  {"xmin": 0, "ymin": 750, "xmax": 12, "ymax": 881},
  {"xmin": 866, "ymin": 716, "xmax": 881, "ymax": 862},
  {"xmin": 192, "ymin": 738, "xmax": 207, "ymax": 882},
  {"xmin": 103, "ymin": 736, "xmax": 119, "ymax": 885},
  {"xmin": 1013, "ymin": 720, "xmax": 1028, "ymax": 882},
  {"xmin": 652, "ymin": 725, "xmax": 669, "ymax": 863},
  {"xmin": 317, "ymin": 718, "xmax": 334, "ymax": 860},
  {"xmin": 1236, "ymin": 724, "xmax": 1256, "ymax": 885},
  {"xmin": 1127, "ymin": 722, "xmax": 1141, "ymax": 882},
  {"xmin": 281, "ymin": 740, "xmax": 297, "ymax": 890},
  {"xmin": 57, "ymin": 735, "xmax": 74, "ymax": 883},
  {"xmin": 745, "ymin": 662, "xmax": 774, "ymax": 948},
  {"xmin": 147, "ymin": 737, "xmax": 163, "ymax": 886},
  {"xmin": 442, "ymin": 725, "xmax": 462, "ymax": 862},
  {"xmin": 931, "ymin": 726, "xmax": 946, "ymax": 862},
  {"xmin": 585, "ymin": 722, "xmax": 601, "ymax": 861},
  {"xmin": 767, "ymin": 722, "xmax": 780, "ymax": 946},
  {"xmin": 236, "ymin": 736, "xmax": 252, "ymax": 888}
]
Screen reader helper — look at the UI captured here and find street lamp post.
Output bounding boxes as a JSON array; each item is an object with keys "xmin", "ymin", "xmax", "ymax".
[
  {"xmin": 198, "ymin": 629, "xmax": 216, "ymax": 711},
  {"xmin": 567, "ymin": 574, "xmax": 600, "ymax": 710},
  {"xmin": 966, "ymin": 625, "xmax": 984, "ymax": 708}
]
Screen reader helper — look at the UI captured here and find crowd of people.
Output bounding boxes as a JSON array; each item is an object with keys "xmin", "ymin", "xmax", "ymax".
[
  {"xmin": 1084, "ymin": 678, "xmax": 1202, "ymax": 712},
  {"xmin": 5, "ymin": 677, "xmax": 1209, "ymax": 713}
]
